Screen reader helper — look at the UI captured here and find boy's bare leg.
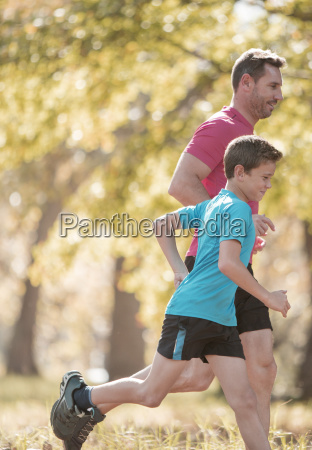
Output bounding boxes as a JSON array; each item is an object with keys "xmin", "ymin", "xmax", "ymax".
[
  {"xmin": 240, "ymin": 329, "xmax": 276, "ymax": 436},
  {"xmin": 97, "ymin": 359, "xmax": 214, "ymax": 415},
  {"xmin": 93, "ymin": 352, "xmax": 187, "ymax": 412},
  {"xmin": 207, "ymin": 354, "xmax": 271, "ymax": 450}
]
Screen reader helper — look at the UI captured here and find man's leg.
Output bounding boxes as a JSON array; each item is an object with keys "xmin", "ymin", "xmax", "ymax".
[
  {"xmin": 170, "ymin": 358, "xmax": 214, "ymax": 393},
  {"xmin": 207, "ymin": 354, "xmax": 270, "ymax": 450},
  {"xmin": 240, "ymin": 329, "xmax": 276, "ymax": 435}
]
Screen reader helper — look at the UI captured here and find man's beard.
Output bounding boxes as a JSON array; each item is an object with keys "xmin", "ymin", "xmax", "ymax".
[{"xmin": 249, "ymin": 88, "xmax": 272, "ymax": 120}]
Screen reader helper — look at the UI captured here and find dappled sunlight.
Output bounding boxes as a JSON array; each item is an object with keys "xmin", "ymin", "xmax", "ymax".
[{"xmin": 1, "ymin": 0, "xmax": 312, "ymax": 447}]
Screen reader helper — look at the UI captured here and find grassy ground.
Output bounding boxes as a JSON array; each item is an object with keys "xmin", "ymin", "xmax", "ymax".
[{"xmin": 1, "ymin": 376, "xmax": 312, "ymax": 449}]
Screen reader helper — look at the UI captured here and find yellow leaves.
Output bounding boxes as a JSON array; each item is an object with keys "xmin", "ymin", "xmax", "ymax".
[{"xmin": 125, "ymin": 41, "xmax": 139, "ymax": 52}]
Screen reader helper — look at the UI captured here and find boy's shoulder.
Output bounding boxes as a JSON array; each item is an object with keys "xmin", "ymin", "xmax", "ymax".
[{"xmin": 216, "ymin": 191, "xmax": 252, "ymax": 217}]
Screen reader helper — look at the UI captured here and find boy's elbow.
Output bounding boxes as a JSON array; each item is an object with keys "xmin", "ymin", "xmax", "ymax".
[
  {"xmin": 218, "ymin": 260, "xmax": 224, "ymax": 274},
  {"xmin": 153, "ymin": 219, "xmax": 161, "ymax": 235},
  {"xmin": 218, "ymin": 258, "xmax": 231, "ymax": 275}
]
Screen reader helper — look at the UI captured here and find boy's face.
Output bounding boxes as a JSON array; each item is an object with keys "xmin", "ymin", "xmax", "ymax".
[{"xmin": 242, "ymin": 161, "xmax": 276, "ymax": 202}]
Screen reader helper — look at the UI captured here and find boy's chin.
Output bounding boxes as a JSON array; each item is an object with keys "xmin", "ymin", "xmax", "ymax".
[{"xmin": 247, "ymin": 194, "xmax": 263, "ymax": 202}]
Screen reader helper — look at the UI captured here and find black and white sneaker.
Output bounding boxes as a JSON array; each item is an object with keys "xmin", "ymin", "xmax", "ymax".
[
  {"xmin": 50, "ymin": 370, "xmax": 88, "ymax": 440},
  {"xmin": 62, "ymin": 407, "xmax": 105, "ymax": 449}
]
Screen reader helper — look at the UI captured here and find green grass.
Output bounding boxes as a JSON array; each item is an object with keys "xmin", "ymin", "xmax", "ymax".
[{"xmin": 1, "ymin": 376, "xmax": 312, "ymax": 449}]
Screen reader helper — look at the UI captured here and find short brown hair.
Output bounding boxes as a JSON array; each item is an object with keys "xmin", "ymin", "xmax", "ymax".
[
  {"xmin": 231, "ymin": 48, "xmax": 286, "ymax": 92},
  {"xmin": 224, "ymin": 135, "xmax": 283, "ymax": 179}
]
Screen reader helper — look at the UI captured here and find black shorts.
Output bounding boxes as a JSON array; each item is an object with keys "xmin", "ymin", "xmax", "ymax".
[
  {"xmin": 157, "ymin": 314, "xmax": 245, "ymax": 363},
  {"xmin": 184, "ymin": 257, "xmax": 273, "ymax": 335}
]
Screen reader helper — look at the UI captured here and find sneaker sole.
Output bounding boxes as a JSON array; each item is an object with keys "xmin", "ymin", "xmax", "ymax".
[{"xmin": 50, "ymin": 370, "xmax": 85, "ymax": 440}]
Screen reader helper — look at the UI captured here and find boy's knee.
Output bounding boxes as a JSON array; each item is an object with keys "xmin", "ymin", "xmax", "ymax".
[
  {"xmin": 143, "ymin": 394, "xmax": 163, "ymax": 408},
  {"xmin": 139, "ymin": 387, "xmax": 165, "ymax": 408}
]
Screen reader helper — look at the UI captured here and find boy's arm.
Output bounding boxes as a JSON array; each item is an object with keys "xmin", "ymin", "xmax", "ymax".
[
  {"xmin": 218, "ymin": 239, "xmax": 291, "ymax": 318},
  {"xmin": 154, "ymin": 212, "xmax": 189, "ymax": 289}
]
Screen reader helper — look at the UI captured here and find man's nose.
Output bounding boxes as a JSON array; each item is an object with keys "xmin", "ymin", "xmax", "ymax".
[{"xmin": 275, "ymin": 87, "xmax": 283, "ymax": 101}]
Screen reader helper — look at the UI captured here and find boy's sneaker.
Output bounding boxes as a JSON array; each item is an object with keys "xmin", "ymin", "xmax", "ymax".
[
  {"xmin": 50, "ymin": 370, "xmax": 88, "ymax": 440},
  {"xmin": 62, "ymin": 407, "xmax": 105, "ymax": 449}
]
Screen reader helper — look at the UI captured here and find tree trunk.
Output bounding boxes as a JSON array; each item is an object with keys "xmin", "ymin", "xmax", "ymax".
[
  {"xmin": 297, "ymin": 221, "xmax": 312, "ymax": 398},
  {"xmin": 7, "ymin": 279, "xmax": 40, "ymax": 374},
  {"xmin": 107, "ymin": 257, "xmax": 145, "ymax": 380},
  {"xmin": 7, "ymin": 200, "xmax": 62, "ymax": 374},
  {"xmin": 6, "ymin": 147, "xmax": 109, "ymax": 374}
]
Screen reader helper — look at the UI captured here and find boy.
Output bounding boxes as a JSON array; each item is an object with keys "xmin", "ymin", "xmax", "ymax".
[{"xmin": 51, "ymin": 135, "xmax": 290, "ymax": 449}]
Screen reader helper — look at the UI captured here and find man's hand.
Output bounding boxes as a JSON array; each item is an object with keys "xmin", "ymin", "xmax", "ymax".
[
  {"xmin": 266, "ymin": 290, "xmax": 291, "ymax": 318},
  {"xmin": 174, "ymin": 269, "xmax": 189, "ymax": 289},
  {"xmin": 252, "ymin": 214, "xmax": 275, "ymax": 236}
]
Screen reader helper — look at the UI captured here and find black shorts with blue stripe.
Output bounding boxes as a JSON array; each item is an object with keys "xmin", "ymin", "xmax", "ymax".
[
  {"xmin": 157, "ymin": 314, "xmax": 245, "ymax": 363},
  {"xmin": 185, "ymin": 256, "xmax": 272, "ymax": 335}
]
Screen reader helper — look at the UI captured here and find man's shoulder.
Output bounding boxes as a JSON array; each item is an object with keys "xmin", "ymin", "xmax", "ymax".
[{"xmin": 195, "ymin": 107, "xmax": 252, "ymax": 137}]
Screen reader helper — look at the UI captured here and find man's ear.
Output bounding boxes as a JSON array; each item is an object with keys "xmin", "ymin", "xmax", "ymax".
[
  {"xmin": 234, "ymin": 164, "xmax": 245, "ymax": 179},
  {"xmin": 240, "ymin": 73, "xmax": 254, "ymax": 91}
]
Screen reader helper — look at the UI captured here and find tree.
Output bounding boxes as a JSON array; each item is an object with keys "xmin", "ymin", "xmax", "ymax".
[
  {"xmin": 1, "ymin": 0, "xmax": 312, "ymax": 397},
  {"xmin": 1, "ymin": 0, "xmax": 241, "ymax": 374}
]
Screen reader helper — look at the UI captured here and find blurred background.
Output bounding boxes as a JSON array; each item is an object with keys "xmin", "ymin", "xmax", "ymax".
[{"xmin": 1, "ymin": 0, "xmax": 312, "ymax": 429}]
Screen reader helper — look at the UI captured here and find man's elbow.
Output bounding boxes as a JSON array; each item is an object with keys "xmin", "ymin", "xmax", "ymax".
[
  {"xmin": 168, "ymin": 180, "xmax": 178, "ymax": 199},
  {"xmin": 168, "ymin": 178, "xmax": 186, "ymax": 203}
]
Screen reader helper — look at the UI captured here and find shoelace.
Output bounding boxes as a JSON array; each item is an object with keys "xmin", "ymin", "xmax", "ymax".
[{"xmin": 76, "ymin": 419, "xmax": 96, "ymax": 443}]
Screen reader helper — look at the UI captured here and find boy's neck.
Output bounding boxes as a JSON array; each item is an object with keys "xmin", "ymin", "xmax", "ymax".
[{"xmin": 225, "ymin": 180, "xmax": 249, "ymax": 203}]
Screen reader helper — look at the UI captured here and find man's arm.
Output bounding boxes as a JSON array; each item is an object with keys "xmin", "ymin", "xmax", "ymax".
[
  {"xmin": 168, "ymin": 153, "xmax": 212, "ymax": 205},
  {"xmin": 154, "ymin": 212, "xmax": 189, "ymax": 289},
  {"xmin": 218, "ymin": 239, "xmax": 291, "ymax": 318},
  {"xmin": 252, "ymin": 214, "xmax": 275, "ymax": 236}
]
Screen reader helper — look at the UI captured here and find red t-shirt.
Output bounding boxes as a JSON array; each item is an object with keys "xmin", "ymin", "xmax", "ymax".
[{"xmin": 184, "ymin": 106, "xmax": 257, "ymax": 257}]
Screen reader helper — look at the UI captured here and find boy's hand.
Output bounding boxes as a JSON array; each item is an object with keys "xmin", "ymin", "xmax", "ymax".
[
  {"xmin": 252, "ymin": 214, "xmax": 275, "ymax": 236},
  {"xmin": 266, "ymin": 290, "xmax": 291, "ymax": 318},
  {"xmin": 174, "ymin": 269, "xmax": 188, "ymax": 290}
]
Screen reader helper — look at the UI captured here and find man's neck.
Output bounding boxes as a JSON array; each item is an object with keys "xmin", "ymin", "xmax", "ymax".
[{"xmin": 230, "ymin": 96, "xmax": 258, "ymax": 128}]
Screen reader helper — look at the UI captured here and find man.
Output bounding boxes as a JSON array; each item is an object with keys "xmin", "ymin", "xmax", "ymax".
[
  {"xmin": 51, "ymin": 48, "xmax": 286, "ymax": 448},
  {"xmin": 165, "ymin": 48, "xmax": 286, "ymax": 436}
]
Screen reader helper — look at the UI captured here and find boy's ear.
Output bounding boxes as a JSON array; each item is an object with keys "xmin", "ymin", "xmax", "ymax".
[{"xmin": 234, "ymin": 164, "xmax": 245, "ymax": 179}]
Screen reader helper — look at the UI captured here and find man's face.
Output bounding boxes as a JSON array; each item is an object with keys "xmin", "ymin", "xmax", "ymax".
[{"xmin": 249, "ymin": 63, "xmax": 283, "ymax": 120}]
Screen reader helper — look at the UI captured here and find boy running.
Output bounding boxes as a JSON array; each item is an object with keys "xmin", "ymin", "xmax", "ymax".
[{"xmin": 51, "ymin": 135, "xmax": 290, "ymax": 450}]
